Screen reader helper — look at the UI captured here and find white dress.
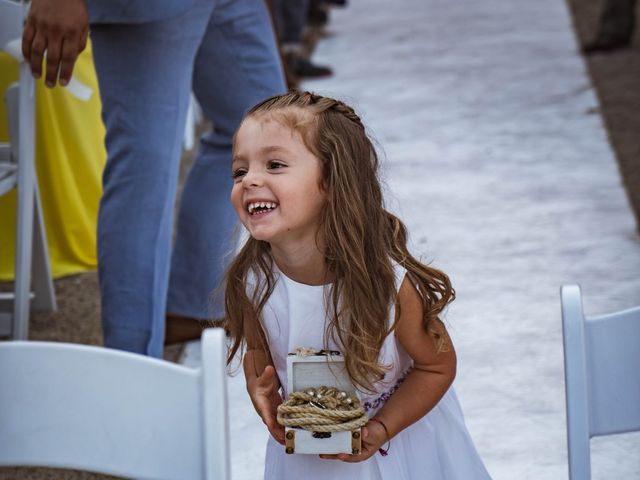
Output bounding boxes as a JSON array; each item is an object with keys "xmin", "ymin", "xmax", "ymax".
[{"xmin": 260, "ymin": 263, "xmax": 492, "ymax": 479}]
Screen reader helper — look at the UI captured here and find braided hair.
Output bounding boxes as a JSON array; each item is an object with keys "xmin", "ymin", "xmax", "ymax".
[{"xmin": 224, "ymin": 91, "xmax": 454, "ymax": 392}]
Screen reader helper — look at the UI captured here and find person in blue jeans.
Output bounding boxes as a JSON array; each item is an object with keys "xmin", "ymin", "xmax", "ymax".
[{"xmin": 22, "ymin": 0, "xmax": 286, "ymax": 357}]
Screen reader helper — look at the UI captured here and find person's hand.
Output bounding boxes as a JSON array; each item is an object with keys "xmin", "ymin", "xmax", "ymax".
[
  {"xmin": 247, "ymin": 365, "xmax": 285, "ymax": 444},
  {"xmin": 21, "ymin": 0, "xmax": 89, "ymax": 88},
  {"xmin": 319, "ymin": 420, "xmax": 388, "ymax": 463}
]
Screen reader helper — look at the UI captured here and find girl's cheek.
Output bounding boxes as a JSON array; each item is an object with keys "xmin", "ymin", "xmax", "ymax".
[{"xmin": 231, "ymin": 197, "xmax": 244, "ymax": 217}]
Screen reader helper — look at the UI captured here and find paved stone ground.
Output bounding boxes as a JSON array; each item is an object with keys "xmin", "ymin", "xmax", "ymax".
[{"xmin": 1, "ymin": 0, "xmax": 639, "ymax": 478}]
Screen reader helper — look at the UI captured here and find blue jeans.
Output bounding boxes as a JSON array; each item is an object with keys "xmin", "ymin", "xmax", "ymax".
[{"xmin": 91, "ymin": 0, "xmax": 286, "ymax": 357}]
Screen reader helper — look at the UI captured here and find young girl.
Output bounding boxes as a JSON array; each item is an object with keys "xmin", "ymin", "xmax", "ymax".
[{"xmin": 224, "ymin": 91, "xmax": 490, "ymax": 479}]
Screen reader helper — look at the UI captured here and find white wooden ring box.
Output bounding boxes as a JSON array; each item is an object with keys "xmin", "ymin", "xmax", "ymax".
[{"xmin": 284, "ymin": 352, "xmax": 362, "ymax": 455}]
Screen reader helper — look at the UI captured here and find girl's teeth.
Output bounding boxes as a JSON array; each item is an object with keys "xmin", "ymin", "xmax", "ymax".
[{"xmin": 248, "ymin": 202, "xmax": 277, "ymax": 214}]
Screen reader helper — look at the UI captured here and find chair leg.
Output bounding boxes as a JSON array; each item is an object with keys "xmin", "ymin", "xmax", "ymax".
[
  {"xmin": 31, "ymin": 180, "xmax": 57, "ymax": 313},
  {"xmin": 12, "ymin": 65, "xmax": 36, "ymax": 340}
]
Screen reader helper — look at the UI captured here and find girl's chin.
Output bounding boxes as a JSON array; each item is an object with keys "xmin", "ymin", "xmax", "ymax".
[
  {"xmin": 251, "ymin": 235, "xmax": 272, "ymax": 243},
  {"xmin": 247, "ymin": 228, "xmax": 275, "ymax": 243}
]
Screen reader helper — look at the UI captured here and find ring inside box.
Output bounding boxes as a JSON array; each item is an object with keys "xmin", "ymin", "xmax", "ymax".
[{"xmin": 283, "ymin": 352, "xmax": 363, "ymax": 455}]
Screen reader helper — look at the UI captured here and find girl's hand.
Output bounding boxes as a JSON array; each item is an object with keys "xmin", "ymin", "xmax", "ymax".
[
  {"xmin": 319, "ymin": 420, "xmax": 388, "ymax": 463},
  {"xmin": 247, "ymin": 365, "xmax": 285, "ymax": 444}
]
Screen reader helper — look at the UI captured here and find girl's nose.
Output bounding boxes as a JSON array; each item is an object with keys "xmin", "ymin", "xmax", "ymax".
[{"xmin": 242, "ymin": 169, "xmax": 264, "ymax": 188}]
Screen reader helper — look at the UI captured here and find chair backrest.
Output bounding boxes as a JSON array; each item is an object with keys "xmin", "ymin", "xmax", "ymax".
[
  {"xmin": 560, "ymin": 285, "xmax": 640, "ymax": 479},
  {"xmin": 0, "ymin": 328, "xmax": 230, "ymax": 480}
]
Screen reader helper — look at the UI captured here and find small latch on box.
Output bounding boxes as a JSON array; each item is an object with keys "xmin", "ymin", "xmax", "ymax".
[{"xmin": 285, "ymin": 430, "xmax": 295, "ymax": 454}]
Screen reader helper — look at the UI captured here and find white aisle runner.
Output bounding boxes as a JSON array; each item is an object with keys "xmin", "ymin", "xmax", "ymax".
[{"xmin": 183, "ymin": 0, "xmax": 640, "ymax": 478}]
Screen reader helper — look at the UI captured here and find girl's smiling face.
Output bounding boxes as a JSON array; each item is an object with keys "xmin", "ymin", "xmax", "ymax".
[{"xmin": 231, "ymin": 116, "xmax": 327, "ymax": 250}]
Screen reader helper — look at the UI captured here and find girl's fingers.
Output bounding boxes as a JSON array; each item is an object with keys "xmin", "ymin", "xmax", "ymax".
[
  {"xmin": 253, "ymin": 365, "xmax": 285, "ymax": 444},
  {"xmin": 270, "ymin": 424, "xmax": 285, "ymax": 444},
  {"xmin": 259, "ymin": 365, "xmax": 276, "ymax": 382},
  {"xmin": 257, "ymin": 366, "xmax": 280, "ymax": 396},
  {"xmin": 261, "ymin": 406, "xmax": 275, "ymax": 427},
  {"xmin": 320, "ymin": 442, "xmax": 377, "ymax": 463},
  {"xmin": 256, "ymin": 367, "xmax": 271, "ymax": 388},
  {"xmin": 261, "ymin": 408, "xmax": 284, "ymax": 444},
  {"xmin": 259, "ymin": 398, "xmax": 281, "ymax": 431},
  {"xmin": 320, "ymin": 453, "xmax": 357, "ymax": 462}
]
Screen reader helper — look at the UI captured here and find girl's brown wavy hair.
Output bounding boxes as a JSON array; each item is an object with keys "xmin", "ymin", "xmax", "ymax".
[{"xmin": 224, "ymin": 91, "xmax": 454, "ymax": 392}]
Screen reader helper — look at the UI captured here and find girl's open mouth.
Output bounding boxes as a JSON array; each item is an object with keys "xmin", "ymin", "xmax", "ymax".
[{"xmin": 247, "ymin": 201, "xmax": 278, "ymax": 216}]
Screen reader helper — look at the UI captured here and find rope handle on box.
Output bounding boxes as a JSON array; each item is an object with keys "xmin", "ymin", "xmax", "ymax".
[{"xmin": 277, "ymin": 386, "xmax": 368, "ymax": 432}]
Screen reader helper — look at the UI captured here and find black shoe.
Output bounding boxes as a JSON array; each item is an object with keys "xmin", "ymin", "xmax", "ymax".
[
  {"xmin": 293, "ymin": 58, "xmax": 333, "ymax": 78},
  {"xmin": 307, "ymin": 7, "xmax": 329, "ymax": 28},
  {"xmin": 582, "ymin": 35, "xmax": 631, "ymax": 54}
]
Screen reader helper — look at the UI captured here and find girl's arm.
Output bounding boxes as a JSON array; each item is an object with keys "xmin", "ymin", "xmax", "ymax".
[
  {"xmin": 243, "ymin": 323, "xmax": 286, "ymax": 444},
  {"xmin": 375, "ymin": 275, "xmax": 457, "ymax": 437},
  {"xmin": 324, "ymin": 276, "xmax": 456, "ymax": 462}
]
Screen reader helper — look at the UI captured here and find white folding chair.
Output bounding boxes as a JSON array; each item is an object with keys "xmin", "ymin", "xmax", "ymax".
[
  {"xmin": 560, "ymin": 284, "xmax": 640, "ymax": 479},
  {"xmin": 0, "ymin": 328, "xmax": 230, "ymax": 480},
  {"xmin": 0, "ymin": 0, "xmax": 57, "ymax": 340}
]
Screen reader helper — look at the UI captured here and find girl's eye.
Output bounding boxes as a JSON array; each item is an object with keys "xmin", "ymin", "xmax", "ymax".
[
  {"xmin": 232, "ymin": 168, "xmax": 247, "ymax": 180},
  {"xmin": 267, "ymin": 160, "xmax": 286, "ymax": 170}
]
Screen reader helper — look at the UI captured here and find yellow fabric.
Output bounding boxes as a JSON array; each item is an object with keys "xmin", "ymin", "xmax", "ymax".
[{"xmin": 0, "ymin": 41, "xmax": 106, "ymax": 280}]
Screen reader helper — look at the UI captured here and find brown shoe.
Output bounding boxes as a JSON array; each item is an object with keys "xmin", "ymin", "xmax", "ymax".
[{"xmin": 165, "ymin": 314, "xmax": 206, "ymax": 345}]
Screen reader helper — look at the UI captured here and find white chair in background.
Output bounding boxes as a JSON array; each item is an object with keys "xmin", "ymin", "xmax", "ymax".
[
  {"xmin": 0, "ymin": 328, "xmax": 230, "ymax": 480},
  {"xmin": 560, "ymin": 284, "xmax": 640, "ymax": 479},
  {"xmin": 0, "ymin": 0, "xmax": 57, "ymax": 340}
]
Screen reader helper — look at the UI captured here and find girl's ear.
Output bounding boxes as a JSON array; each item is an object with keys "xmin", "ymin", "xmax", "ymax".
[
  {"xmin": 317, "ymin": 171, "xmax": 330, "ymax": 195},
  {"xmin": 320, "ymin": 180, "xmax": 329, "ymax": 196}
]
